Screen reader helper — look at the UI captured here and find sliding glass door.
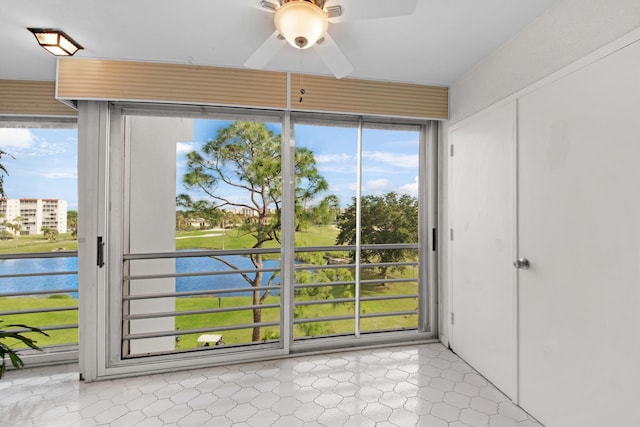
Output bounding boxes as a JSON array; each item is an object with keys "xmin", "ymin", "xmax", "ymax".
[
  {"xmin": 292, "ymin": 117, "xmax": 424, "ymax": 343},
  {"xmin": 292, "ymin": 119, "xmax": 359, "ymax": 339},
  {"xmin": 99, "ymin": 104, "xmax": 435, "ymax": 375},
  {"xmin": 115, "ymin": 111, "xmax": 285, "ymax": 359}
]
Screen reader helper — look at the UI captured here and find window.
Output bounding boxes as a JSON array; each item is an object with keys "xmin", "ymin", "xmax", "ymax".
[
  {"xmin": 293, "ymin": 119, "xmax": 424, "ymax": 341},
  {"xmin": 0, "ymin": 123, "xmax": 79, "ymax": 362},
  {"xmin": 293, "ymin": 120, "xmax": 359, "ymax": 339}
]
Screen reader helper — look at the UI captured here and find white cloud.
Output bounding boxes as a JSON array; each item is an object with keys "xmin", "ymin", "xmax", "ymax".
[
  {"xmin": 0, "ymin": 128, "xmax": 33, "ymax": 149},
  {"xmin": 398, "ymin": 176, "xmax": 419, "ymax": 196},
  {"xmin": 348, "ymin": 176, "xmax": 419, "ymax": 197},
  {"xmin": 176, "ymin": 142, "xmax": 194, "ymax": 154},
  {"xmin": 3, "ymin": 135, "xmax": 72, "ymax": 157},
  {"xmin": 362, "ymin": 178, "xmax": 391, "ymax": 194},
  {"xmin": 363, "ymin": 151, "xmax": 418, "ymax": 169},
  {"xmin": 316, "ymin": 153, "xmax": 352, "ymax": 164},
  {"xmin": 42, "ymin": 169, "xmax": 78, "ymax": 179}
]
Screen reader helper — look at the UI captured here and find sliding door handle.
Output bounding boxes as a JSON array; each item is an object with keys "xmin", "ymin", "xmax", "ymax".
[{"xmin": 97, "ymin": 236, "xmax": 105, "ymax": 268}]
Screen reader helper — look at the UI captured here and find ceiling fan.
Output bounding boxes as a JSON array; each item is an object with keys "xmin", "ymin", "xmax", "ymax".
[{"xmin": 244, "ymin": 0, "xmax": 418, "ymax": 79}]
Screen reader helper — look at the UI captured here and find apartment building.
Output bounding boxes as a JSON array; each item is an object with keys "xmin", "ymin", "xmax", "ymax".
[{"xmin": 0, "ymin": 198, "xmax": 67, "ymax": 235}]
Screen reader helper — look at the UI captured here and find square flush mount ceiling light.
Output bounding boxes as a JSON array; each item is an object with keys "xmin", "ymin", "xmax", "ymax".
[{"xmin": 27, "ymin": 28, "xmax": 83, "ymax": 56}]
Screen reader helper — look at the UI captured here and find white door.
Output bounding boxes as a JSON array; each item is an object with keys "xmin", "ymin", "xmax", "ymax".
[
  {"xmin": 449, "ymin": 101, "xmax": 517, "ymax": 398},
  {"xmin": 517, "ymin": 39, "xmax": 640, "ymax": 426}
]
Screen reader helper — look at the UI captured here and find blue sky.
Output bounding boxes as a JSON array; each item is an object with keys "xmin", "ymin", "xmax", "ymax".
[
  {"xmin": 177, "ymin": 120, "xmax": 419, "ymax": 208},
  {"xmin": 0, "ymin": 120, "xmax": 419, "ymax": 213},
  {"xmin": 0, "ymin": 127, "xmax": 78, "ymax": 210}
]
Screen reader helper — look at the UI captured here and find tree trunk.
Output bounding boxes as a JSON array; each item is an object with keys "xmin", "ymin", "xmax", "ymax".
[
  {"xmin": 252, "ymin": 293, "xmax": 262, "ymax": 342},
  {"xmin": 251, "ymin": 268, "xmax": 263, "ymax": 341}
]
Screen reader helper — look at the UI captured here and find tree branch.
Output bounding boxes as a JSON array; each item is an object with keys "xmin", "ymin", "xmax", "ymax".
[
  {"xmin": 209, "ymin": 255, "xmax": 254, "ymax": 285},
  {"xmin": 260, "ymin": 273, "xmax": 279, "ymax": 304}
]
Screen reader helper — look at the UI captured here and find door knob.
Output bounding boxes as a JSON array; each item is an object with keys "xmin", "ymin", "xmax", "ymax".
[{"xmin": 513, "ymin": 257, "xmax": 530, "ymax": 270}]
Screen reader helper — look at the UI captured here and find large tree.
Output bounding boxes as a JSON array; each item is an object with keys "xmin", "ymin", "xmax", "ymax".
[
  {"xmin": 336, "ymin": 192, "xmax": 418, "ymax": 277},
  {"xmin": 182, "ymin": 121, "xmax": 328, "ymax": 341}
]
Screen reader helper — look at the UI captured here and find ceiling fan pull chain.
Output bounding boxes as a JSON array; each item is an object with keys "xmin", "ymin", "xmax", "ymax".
[{"xmin": 299, "ymin": 50, "xmax": 305, "ymax": 103}]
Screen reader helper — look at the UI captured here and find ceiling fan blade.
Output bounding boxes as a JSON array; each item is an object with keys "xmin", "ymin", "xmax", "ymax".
[
  {"xmin": 244, "ymin": 30, "xmax": 286, "ymax": 70},
  {"xmin": 327, "ymin": 0, "xmax": 417, "ymax": 23},
  {"xmin": 314, "ymin": 32, "xmax": 354, "ymax": 79}
]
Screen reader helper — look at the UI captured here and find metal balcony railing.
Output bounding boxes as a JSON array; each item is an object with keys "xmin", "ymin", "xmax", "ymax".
[
  {"xmin": 122, "ymin": 248, "xmax": 283, "ymax": 357},
  {"xmin": 293, "ymin": 244, "xmax": 419, "ymax": 340},
  {"xmin": 121, "ymin": 244, "xmax": 420, "ymax": 356}
]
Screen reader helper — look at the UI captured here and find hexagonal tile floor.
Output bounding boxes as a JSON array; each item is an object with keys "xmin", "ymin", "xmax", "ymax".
[{"xmin": 1, "ymin": 343, "xmax": 542, "ymax": 426}]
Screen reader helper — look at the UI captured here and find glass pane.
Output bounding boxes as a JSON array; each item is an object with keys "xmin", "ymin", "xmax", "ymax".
[
  {"xmin": 178, "ymin": 120, "xmax": 283, "ymax": 250},
  {"xmin": 124, "ymin": 117, "xmax": 282, "ymax": 356},
  {"xmin": 359, "ymin": 127, "xmax": 420, "ymax": 333},
  {"xmin": 293, "ymin": 123, "xmax": 358, "ymax": 339},
  {"xmin": 0, "ymin": 127, "xmax": 79, "ymax": 349}
]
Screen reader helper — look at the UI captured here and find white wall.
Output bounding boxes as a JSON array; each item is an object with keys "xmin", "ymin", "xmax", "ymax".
[
  {"xmin": 127, "ymin": 116, "xmax": 193, "ymax": 355},
  {"xmin": 449, "ymin": 0, "xmax": 640, "ymax": 123},
  {"xmin": 439, "ymin": 0, "xmax": 640, "ymax": 347}
]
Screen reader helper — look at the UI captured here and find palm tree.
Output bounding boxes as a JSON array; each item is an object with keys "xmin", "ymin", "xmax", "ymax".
[
  {"xmin": 6, "ymin": 216, "xmax": 23, "ymax": 248},
  {"xmin": 42, "ymin": 227, "xmax": 59, "ymax": 242}
]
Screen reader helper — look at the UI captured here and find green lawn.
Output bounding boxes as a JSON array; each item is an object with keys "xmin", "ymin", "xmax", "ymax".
[
  {"xmin": 0, "ymin": 233, "xmax": 77, "ymax": 254},
  {"xmin": 175, "ymin": 295, "xmax": 283, "ymax": 348},
  {"xmin": 175, "ymin": 225, "xmax": 341, "ymax": 252},
  {"xmin": 294, "ymin": 225, "xmax": 342, "ymax": 247},
  {"xmin": 0, "ymin": 225, "xmax": 340, "ymax": 254},
  {"xmin": 0, "ymin": 296, "xmax": 79, "ymax": 347}
]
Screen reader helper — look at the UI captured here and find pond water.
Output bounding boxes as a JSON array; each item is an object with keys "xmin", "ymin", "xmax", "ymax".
[{"xmin": 0, "ymin": 255, "xmax": 281, "ymax": 299}]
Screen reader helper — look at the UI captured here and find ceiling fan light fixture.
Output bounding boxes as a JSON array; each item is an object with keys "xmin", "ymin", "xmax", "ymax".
[
  {"xmin": 27, "ymin": 28, "xmax": 83, "ymax": 56},
  {"xmin": 274, "ymin": 1, "xmax": 328, "ymax": 49}
]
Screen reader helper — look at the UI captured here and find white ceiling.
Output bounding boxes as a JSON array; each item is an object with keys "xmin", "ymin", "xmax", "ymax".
[{"xmin": 0, "ymin": 0, "xmax": 558, "ymax": 86}]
